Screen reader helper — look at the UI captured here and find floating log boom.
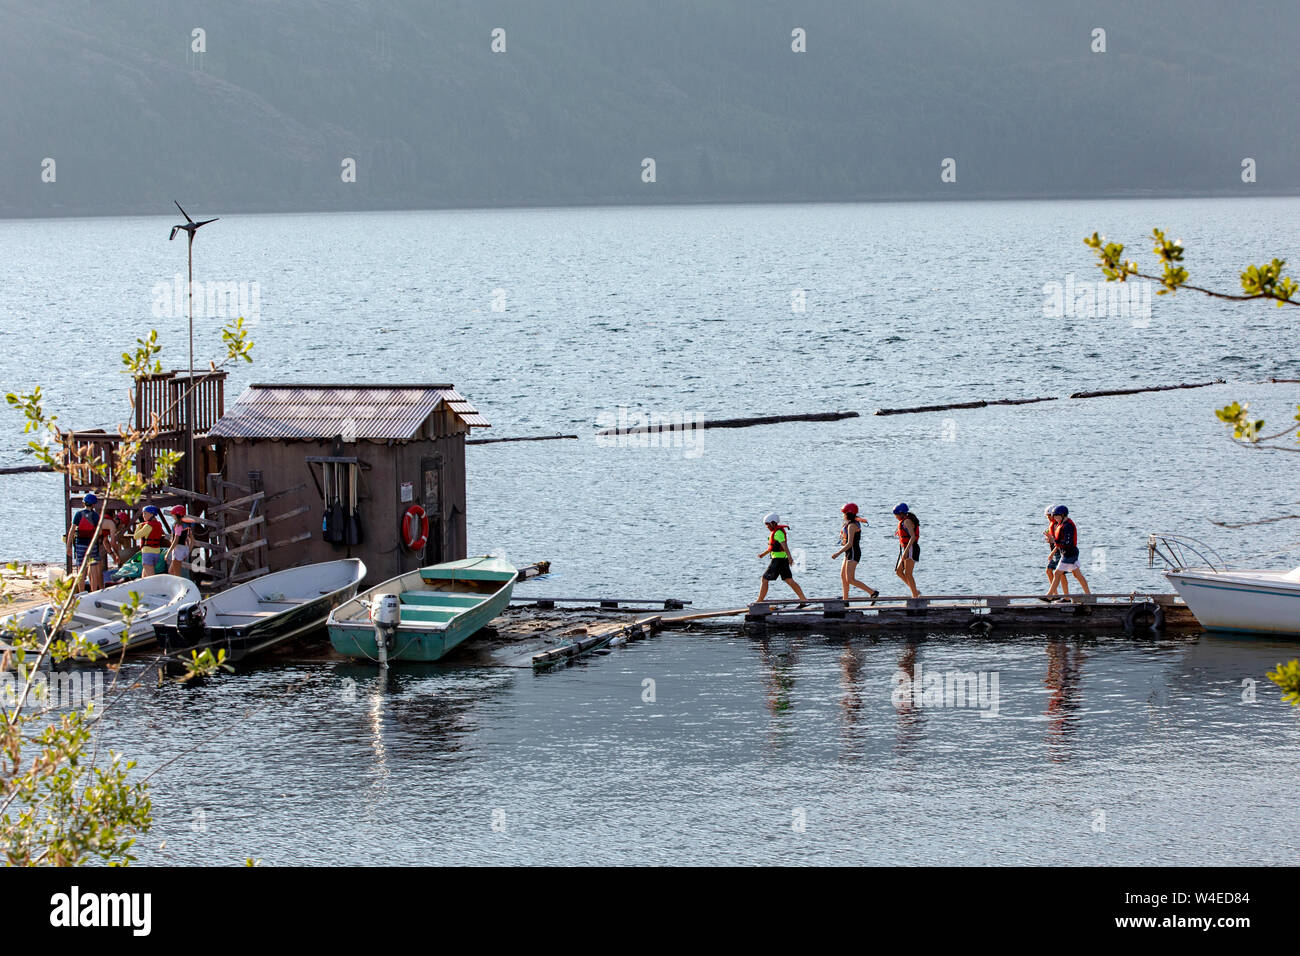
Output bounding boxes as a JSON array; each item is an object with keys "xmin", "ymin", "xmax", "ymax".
[
  {"xmin": 1068, "ymin": 379, "xmax": 1223, "ymax": 399},
  {"xmin": 467, "ymin": 434, "xmax": 578, "ymax": 445},
  {"xmin": 595, "ymin": 410, "xmax": 858, "ymax": 436},
  {"xmin": 875, "ymin": 379, "xmax": 1225, "ymax": 416}
]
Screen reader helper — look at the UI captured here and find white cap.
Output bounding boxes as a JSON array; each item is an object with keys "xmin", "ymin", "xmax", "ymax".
[{"xmin": 762, "ymin": 512, "xmax": 780, "ymax": 525}]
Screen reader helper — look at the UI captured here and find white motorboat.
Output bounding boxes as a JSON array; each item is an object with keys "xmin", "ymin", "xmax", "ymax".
[
  {"xmin": 0, "ymin": 574, "xmax": 202, "ymax": 656},
  {"xmin": 1151, "ymin": 532, "xmax": 1300, "ymax": 636}
]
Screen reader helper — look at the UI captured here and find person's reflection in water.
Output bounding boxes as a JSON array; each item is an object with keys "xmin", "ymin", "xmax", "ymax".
[
  {"xmin": 756, "ymin": 635, "xmax": 798, "ymax": 750},
  {"xmin": 1044, "ymin": 639, "xmax": 1086, "ymax": 761},
  {"xmin": 838, "ymin": 640, "xmax": 868, "ymax": 761},
  {"xmin": 893, "ymin": 639, "xmax": 924, "ymax": 756},
  {"xmin": 758, "ymin": 635, "xmax": 797, "ymax": 714}
]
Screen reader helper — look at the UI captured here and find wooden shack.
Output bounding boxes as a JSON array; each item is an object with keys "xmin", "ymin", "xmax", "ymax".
[{"xmin": 206, "ymin": 384, "xmax": 488, "ymax": 586}]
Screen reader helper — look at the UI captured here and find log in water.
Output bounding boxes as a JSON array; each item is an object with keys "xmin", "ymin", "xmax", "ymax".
[
  {"xmin": 595, "ymin": 410, "xmax": 858, "ymax": 436},
  {"xmin": 1068, "ymin": 379, "xmax": 1223, "ymax": 399},
  {"xmin": 467, "ymin": 434, "xmax": 578, "ymax": 445},
  {"xmin": 875, "ymin": 379, "xmax": 1224, "ymax": 416}
]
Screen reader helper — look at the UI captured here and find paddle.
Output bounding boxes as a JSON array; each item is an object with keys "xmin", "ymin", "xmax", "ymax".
[
  {"xmin": 330, "ymin": 463, "xmax": 346, "ymax": 544},
  {"xmin": 346, "ymin": 463, "xmax": 362, "ymax": 546},
  {"xmin": 321, "ymin": 464, "xmax": 336, "ymax": 542}
]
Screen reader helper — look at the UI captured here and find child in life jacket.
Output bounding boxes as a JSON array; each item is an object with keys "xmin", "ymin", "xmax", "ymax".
[
  {"xmin": 66, "ymin": 491, "xmax": 118, "ymax": 592},
  {"xmin": 165, "ymin": 505, "xmax": 195, "ymax": 577},
  {"xmin": 757, "ymin": 512, "xmax": 808, "ymax": 606},
  {"xmin": 133, "ymin": 505, "xmax": 167, "ymax": 577}
]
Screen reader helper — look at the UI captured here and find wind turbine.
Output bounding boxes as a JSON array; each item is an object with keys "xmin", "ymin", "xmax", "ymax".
[{"xmin": 169, "ymin": 201, "xmax": 218, "ymax": 489}]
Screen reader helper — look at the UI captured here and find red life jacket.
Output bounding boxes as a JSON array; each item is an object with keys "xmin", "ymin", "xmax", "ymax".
[
  {"xmin": 768, "ymin": 525, "xmax": 791, "ymax": 557},
  {"xmin": 896, "ymin": 512, "xmax": 919, "ymax": 544},
  {"xmin": 73, "ymin": 509, "xmax": 98, "ymax": 541},
  {"xmin": 140, "ymin": 517, "xmax": 164, "ymax": 548},
  {"xmin": 1052, "ymin": 517, "xmax": 1078, "ymax": 553}
]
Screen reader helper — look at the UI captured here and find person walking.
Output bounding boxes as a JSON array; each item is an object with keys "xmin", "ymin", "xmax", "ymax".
[
  {"xmin": 1041, "ymin": 505, "xmax": 1067, "ymax": 597},
  {"xmin": 832, "ymin": 503, "xmax": 878, "ymax": 602},
  {"xmin": 892, "ymin": 503, "xmax": 921, "ymax": 599},
  {"xmin": 1046, "ymin": 505, "xmax": 1090, "ymax": 601},
  {"xmin": 758, "ymin": 513, "xmax": 808, "ymax": 605}
]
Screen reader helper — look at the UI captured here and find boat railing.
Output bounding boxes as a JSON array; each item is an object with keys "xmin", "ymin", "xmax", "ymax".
[{"xmin": 1147, "ymin": 532, "xmax": 1229, "ymax": 573}]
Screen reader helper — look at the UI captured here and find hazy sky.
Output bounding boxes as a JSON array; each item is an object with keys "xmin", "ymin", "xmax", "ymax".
[{"xmin": 2, "ymin": 0, "xmax": 1297, "ymax": 217}]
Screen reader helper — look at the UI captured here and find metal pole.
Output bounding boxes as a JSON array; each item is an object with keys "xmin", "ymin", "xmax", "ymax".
[{"xmin": 187, "ymin": 235, "xmax": 195, "ymax": 491}]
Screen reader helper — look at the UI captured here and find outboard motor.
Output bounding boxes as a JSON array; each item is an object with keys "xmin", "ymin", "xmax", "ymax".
[
  {"xmin": 371, "ymin": 594, "xmax": 400, "ymax": 667},
  {"xmin": 169, "ymin": 602, "xmax": 207, "ymax": 651}
]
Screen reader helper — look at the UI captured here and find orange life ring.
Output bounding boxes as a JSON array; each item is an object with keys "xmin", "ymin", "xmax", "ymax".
[{"xmin": 401, "ymin": 505, "xmax": 428, "ymax": 552}]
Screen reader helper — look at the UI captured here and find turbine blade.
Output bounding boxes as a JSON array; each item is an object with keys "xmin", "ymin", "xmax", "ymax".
[
  {"xmin": 194, "ymin": 218, "xmax": 219, "ymax": 227},
  {"xmin": 169, "ymin": 226, "xmax": 180, "ymax": 240},
  {"xmin": 174, "ymin": 200, "xmax": 193, "ymax": 223}
]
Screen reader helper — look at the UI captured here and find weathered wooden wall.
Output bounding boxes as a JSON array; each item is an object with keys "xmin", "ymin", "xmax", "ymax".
[{"xmin": 220, "ymin": 424, "xmax": 468, "ymax": 585}]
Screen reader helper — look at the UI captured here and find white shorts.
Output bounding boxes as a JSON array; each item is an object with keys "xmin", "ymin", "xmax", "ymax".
[{"xmin": 1056, "ymin": 561, "xmax": 1080, "ymax": 572}]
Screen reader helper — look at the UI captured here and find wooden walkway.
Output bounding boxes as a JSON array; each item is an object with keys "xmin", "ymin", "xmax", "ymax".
[
  {"xmin": 744, "ymin": 592, "xmax": 1195, "ymax": 633},
  {"xmin": 506, "ymin": 591, "xmax": 1197, "ymax": 672}
]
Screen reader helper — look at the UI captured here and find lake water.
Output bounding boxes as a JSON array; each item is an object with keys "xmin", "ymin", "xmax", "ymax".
[{"xmin": 2, "ymin": 198, "xmax": 1299, "ymax": 863}]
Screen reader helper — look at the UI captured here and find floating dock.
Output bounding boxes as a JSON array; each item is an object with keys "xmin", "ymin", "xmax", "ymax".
[
  {"xmin": 744, "ymin": 592, "xmax": 1195, "ymax": 633},
  {"xmin": 7, "ymin": 567, "xmax": 1202, "ymax": 675}
]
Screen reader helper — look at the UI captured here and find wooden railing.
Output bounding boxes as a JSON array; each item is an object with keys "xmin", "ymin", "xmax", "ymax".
[
  {"xmin": 134, "ymin": 370, "xmax": 225, "ymax": 434},
  {"xmin": 65, "ymin": 431, "xmax": 187, "ymax": 493}
]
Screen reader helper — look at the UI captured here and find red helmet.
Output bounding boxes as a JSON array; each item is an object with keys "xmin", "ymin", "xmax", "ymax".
[
  {"xmin": 169, "ymin": 506, "xmax": 187, "ymax": 517},
  {"xmin": 841, "ymin": 502, "xmax": 859, "ymax": 515}
]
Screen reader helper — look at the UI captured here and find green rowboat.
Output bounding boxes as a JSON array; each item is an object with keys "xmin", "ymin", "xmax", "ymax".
[{"xmin": 326, "ymin": 556, "xmax": 516, "ymax": 662}]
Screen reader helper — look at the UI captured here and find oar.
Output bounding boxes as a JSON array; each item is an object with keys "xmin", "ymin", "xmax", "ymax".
[
  {"xmin": 330, "ymin": 463, "xmax": 346, "ymax": 544},
  {"xmin": 346, "ymin": 463, "xmax": 362, "ymax": 546},
  {"xmin": 321, "ymin": 464, "xmax": 336, "ymax": 542}
]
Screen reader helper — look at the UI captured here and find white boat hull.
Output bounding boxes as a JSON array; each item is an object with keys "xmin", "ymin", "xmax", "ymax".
[
  {"xmin": 0, "ymin": 574, "xmax": 201, "ymax": 656},
  {"xmin": 1165, "ymin": 568, "xmax": 1300, "ymax": 636}
]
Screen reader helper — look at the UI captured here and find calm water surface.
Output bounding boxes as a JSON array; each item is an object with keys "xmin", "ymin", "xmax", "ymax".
[{"xmin": 1, "ymin": 199, "xmax": 1298, "ymax": 863}]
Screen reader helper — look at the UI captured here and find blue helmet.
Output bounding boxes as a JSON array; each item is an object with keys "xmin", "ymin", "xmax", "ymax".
[
  {"xmin": 143, "ymin": 505, "xmax": 161, "ymax": 516},
  {"xmin": 83, "ymin": 492, "xmax": 99, "ymax": 506},
  {"xmin": 1051, "ymin": 505, "xmax": 1069, "ymax": 516},
  {"xmin": 893, "ymin": 503, "xmax": 909, "ymax": 515}
]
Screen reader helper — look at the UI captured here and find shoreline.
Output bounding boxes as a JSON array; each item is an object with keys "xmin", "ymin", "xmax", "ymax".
[{"xmin": 1, "ymin": 562, "xmax": 61, "ymax": 614}]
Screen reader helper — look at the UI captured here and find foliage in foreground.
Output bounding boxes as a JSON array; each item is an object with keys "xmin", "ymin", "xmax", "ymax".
[
  {"xmin": 1085, "ymin": 229, "xmax": 1300, "ymax": 706},
  {"xmin": 0, "ymin": 318, "xmax": 251, "ymax": 864}
]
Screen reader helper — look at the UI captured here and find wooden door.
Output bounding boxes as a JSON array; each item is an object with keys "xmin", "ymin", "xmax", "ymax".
[{"xmin": 420, "ymin": 456, "xmax": 443, "ymax": 565}]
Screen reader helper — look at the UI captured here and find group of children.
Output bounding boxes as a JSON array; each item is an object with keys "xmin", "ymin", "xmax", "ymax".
[
  {"xmin": 757, "ymin": 502, "xmax": 1088, "ymax": 603},
  {"xmin": 758, "ymin": 502, "xmax": 922, "ymax": 604},
  {"xmin": 65, "ymin": 492, "xmax": 198, "ymax": 591}
]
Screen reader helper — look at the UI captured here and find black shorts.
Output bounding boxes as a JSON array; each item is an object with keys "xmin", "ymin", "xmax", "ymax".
[
  {"xmin": 763, "ymin": 557, "xmax": 793, "ymax": 581},
  {"xmin": 900, "ymin": 543, "xmax": 919, "ymax": 563},
  {"xmin": 843, "ymin": 543, "xmax": 862, "ymax": 563}
]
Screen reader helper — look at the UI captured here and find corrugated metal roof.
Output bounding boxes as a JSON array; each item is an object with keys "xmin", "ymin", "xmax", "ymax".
[{"xmin": 207, "ymin": 385, "xmax": 489, "ymax": 440}]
